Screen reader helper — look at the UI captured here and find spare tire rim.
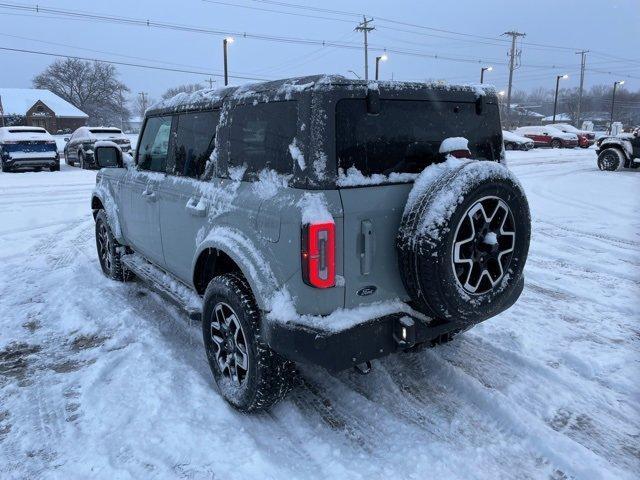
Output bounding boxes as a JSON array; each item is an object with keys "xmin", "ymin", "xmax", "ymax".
[
  {"xmin": 210, "ymin": 302, "xmax": 249, "ymax": 386},
  {"xmin": 452, "ymin": 196, "xmax": 516, "ymax": 295}
]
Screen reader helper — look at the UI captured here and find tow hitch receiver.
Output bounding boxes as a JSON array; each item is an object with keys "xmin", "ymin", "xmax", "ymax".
[
  {"xmin": 354, "ymin": 361, "xmax": 372, "ymax": 375},
  {"xmin": 393, "ymin": 316, "xmax": 416, "ymax": 348}
]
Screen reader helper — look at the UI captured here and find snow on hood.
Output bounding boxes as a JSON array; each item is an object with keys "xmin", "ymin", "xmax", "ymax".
[{"xmin": 502, "ymin": 130, "xmax": 533, "ymax": 144}]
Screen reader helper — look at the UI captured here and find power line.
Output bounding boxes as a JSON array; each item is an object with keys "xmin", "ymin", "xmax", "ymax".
[{"xmin": 0, "ymin": 45, "xmax": 272, "ymax": 81}]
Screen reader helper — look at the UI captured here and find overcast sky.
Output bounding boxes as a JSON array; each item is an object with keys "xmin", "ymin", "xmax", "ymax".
[{"xmin": 1, "ymin": 0, "xmax": 638, "ymax": 106}]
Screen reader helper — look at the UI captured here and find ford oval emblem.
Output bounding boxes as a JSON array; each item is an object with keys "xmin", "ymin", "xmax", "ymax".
[{"xmin": 357, "ymin": 286, "xmax": 377, "ymax": 297}]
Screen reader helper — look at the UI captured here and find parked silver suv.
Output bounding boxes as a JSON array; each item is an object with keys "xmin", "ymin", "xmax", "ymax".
[{"xmin": 92, "ymin": 75, "xmax": 531, "ymax": 412}]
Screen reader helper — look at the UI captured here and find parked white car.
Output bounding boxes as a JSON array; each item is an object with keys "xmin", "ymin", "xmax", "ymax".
[
  {"xmin": 503, "ymin": 130, "xmax": 535, "ymax": 151},
  {"xmin": 0, "ymin": 126, "xmax": 60, "ymax": 172}
]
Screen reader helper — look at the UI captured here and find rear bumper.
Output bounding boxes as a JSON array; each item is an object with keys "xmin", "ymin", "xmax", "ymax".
[
  {"xmin": 2, "ymin": 155, "xmax": 59, "ymax": 169},
  {"xmin": 265, "ymin": 277, "xmax": 525, "ymax": 372}
]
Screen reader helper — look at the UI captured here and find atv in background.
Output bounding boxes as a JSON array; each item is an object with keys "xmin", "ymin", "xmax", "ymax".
[{"xmin": 595, "ymin": 128, "xmax": 640, "ymax": 171}]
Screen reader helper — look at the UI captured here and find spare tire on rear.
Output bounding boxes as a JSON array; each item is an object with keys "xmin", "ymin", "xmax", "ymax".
[{"xmin": 397, "ymin": 159, "xmax": 531, "ymax": 322}]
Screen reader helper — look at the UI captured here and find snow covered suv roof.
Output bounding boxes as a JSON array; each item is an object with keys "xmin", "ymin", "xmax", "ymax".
[
  {"xmin": 147, "ymin": 74, "xmax": 497, "ymax": 115},
  {"xmin": 0, "ymin": 126, "xmax": 54, "ymax": 141}
]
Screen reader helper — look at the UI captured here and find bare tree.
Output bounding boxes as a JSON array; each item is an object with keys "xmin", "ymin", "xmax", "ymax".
[
  {"xmin": 161, "ymin": 82, "xmax": 204, "ymax": 100},
  {"xmin": 33, "ymin": 59, "xmax": 130, "ymax": 126},
  {"xmin": 133, "ymin": 92, "xmax": 154, "ymax": 119}
]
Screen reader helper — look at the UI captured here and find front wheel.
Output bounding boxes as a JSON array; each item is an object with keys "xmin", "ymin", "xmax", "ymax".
[
  {"xmin": 202, "ymin": 273, "xmax": 295, "ymax": 412},
  {"xmin": 597, "ymin": 148, "xmax": 625, "ymax": 171},
  {"xmin": 0, "ymin": 162, "xmax": 10, "ymax": 173},
  {"xmin": 95, "ymin": 210, "xmax": 133, "ymax": 281},
  {"xmin": 551, "ymin": 139, "xmax": 562, "ymax": 149}
]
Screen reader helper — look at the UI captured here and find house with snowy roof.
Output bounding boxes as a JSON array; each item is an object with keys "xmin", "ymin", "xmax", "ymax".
[{"xmin": 0, "ymin": 88, "xmax": 88, "ymax": 133}]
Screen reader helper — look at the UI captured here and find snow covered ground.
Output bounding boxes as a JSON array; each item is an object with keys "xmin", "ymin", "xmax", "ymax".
[{"xmin": 0, "ymin": 149, "xmax": 638, "ymax": 479}]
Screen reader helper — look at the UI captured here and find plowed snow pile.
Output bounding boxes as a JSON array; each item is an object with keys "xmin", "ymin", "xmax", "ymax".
[{"xmin": 0, "ymin": 149, "xmax": 638, "ymax": 479}]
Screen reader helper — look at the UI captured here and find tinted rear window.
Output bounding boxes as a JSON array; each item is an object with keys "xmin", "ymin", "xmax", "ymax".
[
  {"xmin": 336, "ymin": 99, "xmax": 501, "ymax": 178},
  {"xmin": 90, "ymin": 129, "xmax": 122, "ymax": 134},
  {"xmin": 169, "ymin": 110, "xmax": 219, "ymax": 179},
  {"xmin": 8, "ymin": 129, "xmax": 46, "ymax": 134},
  {"xmin": 229, "ymin": 101, "xmax": 297, "ymax": 178}
]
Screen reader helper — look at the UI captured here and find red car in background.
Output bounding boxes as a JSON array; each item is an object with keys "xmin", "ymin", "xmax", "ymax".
[
  {"xmin": 548, "ymin": 123, "xmax": 595, "ymax": 148},
  {"xmin": 514, "ymin": 126, "xmax": 579, "ymax": 148}
]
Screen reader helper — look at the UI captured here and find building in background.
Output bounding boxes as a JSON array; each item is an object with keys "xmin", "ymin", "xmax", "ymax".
[{"xmin": 0, "ymin": 88, "xmax": 88, "ymax": 133}]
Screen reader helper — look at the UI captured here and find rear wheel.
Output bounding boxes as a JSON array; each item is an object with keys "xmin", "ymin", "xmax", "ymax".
[
  {"xmin": 50, "ymin": 164, "xmax": 60, "ymax": 172},
  {"xmin": 551, "ymin": 139, "xmax": 562, "ymax": 148},
  {"xmin": 203, "ymin": 273, "xmax": 296, "ymax": 412},
  {"xmin": 504, "ymin": 142, "xmax": 514, "ymax": 151},
  {"xmin": 0, "ymin": 162, "xmax": 10, "ymax": 173},
  {"xmin": 597, "ymin": 148, "xmax": 625, "ymax": 171}
]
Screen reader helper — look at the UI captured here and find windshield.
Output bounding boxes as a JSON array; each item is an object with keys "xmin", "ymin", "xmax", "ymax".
[
  {"xmin": 555, "ymin": 124, "xmax": 578, "ymax": 133},
  {"xmin": 336, "ymin": 99, "xmax": 501, "ymax": 180}
]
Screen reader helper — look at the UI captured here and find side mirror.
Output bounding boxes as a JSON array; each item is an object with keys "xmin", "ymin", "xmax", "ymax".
[
  {"xmin": 95, "ymin": 145, "xmax": 123, "ymax": 168},
  {"xmin": 64, "ymin": 137, "xmax": 70, "ymax": 142}
]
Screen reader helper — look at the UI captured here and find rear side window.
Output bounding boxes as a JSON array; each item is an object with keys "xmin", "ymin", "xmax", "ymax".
[
  {"xmin": 228, "ymin": 101, "xmax": 297, "ymax": 178},
  {"xmin": 169, "ymin": 110, "xmax": 219, "ymax": 179},
  {"xmin": 336, "ymin": 99, "xmax": 501, "ymax": 178},
  {"xmin": 138, "ymin": 116, "xmax": 173, "ymax": 172}
]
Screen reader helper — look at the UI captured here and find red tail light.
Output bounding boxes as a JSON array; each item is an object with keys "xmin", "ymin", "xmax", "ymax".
[{"xmin": 301, "ymin": 222, "xmax": 335, "ymax": 288}]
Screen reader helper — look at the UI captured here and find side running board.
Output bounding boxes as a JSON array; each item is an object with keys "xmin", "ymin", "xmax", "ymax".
[{"xmin": 121, "ymin": 254, "xmax": 202, "ymax": 322}]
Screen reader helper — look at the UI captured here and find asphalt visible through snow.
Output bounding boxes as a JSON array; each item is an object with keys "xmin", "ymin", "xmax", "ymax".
[{"xmin": 0, "ymin": 149, "xmax": 638, "ymax": 479}]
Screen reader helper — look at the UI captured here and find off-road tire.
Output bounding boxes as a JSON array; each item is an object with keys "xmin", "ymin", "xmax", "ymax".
[
  {"xmin": 551, "ymin": 139, "xmax": 563, "ymax": 149},
  {"xmin": 203, "ymin": 273, "xmax": 295, "ymax": 412},
  {"xmin": 95, "ymin": 210, "xmax": 133, "ymax": 281},
  {"xmin": 397, "ymin": 160, "xmax": 530, "ymax": 323},
  {"xmin": 597, "ymin": 147, "xmax": 625, "ymax": 171}
]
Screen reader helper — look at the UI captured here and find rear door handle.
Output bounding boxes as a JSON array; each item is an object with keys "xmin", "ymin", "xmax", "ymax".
[
  {"xmin": 361, "ymin": 219, "xmax": 373, "ymax": 275},
  {"xmin": 186, "ymin": 197, "xmax": 207, "ymax": 217}
]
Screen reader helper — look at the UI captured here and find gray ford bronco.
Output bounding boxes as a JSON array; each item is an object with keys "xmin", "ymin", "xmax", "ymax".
[{"xmin": 92, "ymin": 75, "xmax": 531, "ymax": 412}]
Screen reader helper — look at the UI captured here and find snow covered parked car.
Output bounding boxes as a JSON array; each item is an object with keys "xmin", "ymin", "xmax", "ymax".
[
  {"xmin": 547, "ymin": 123, "xmax": 595, "ymax": 148},
  {"xmin": 514, "ymin": 125, "xmax": 579, "ymax": 148},
  {"xmin": 502, "ymin": 130, "xmax": 535, "ymax": 151},
  {"xmin": 0, "ymin": 126, "xmax": 60, "ymax": 172},
  {"xmin": 595, "ymin": 128, "xmax": 640, "ymax": 171},
  {"xmin": 64, "ymin": 127, "xmax": 131, "ymax": 169},
  {"xmin": 91, "ymin": 75, "xmax": 531, "ymax": 412}
]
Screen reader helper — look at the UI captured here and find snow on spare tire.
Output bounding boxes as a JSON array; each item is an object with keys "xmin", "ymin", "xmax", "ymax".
[{"xmin": 397, "ymin": 151, "xmax": 530, "ymax": 322}]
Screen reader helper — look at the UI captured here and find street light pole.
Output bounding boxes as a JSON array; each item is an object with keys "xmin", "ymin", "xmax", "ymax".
[
  {"xmin": 610, "ymin": 80, "xmax": 625, "ymax": 133},
  {"xmin": 480, "ymin": 66, "xmax": 492, "ymax": 84},
  {"xmin": 223, "ymin": 37, "xmax": 234, "ymax": 86},
  {"xmin": 552, "ymin": 74, "xmax": 569, "ymax": 123},
  {"xmin": 375, "ymin": 54, "xmax": 387, "ymax": 81}
]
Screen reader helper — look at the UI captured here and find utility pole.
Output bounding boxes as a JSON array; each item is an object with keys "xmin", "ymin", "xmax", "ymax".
[
  {"xmin": 207, "ymin": 77, "xmax": 214, "ymax": 89},
  {"xmin": 575, "ymin": 50, "xmax": 588, "ymax": 127},
  {"xmin": 502, "ymin": 30, "xmax": 526, "ymax": 127},
  {"xmin": 355, "ymin": 16, "xmax": 375, "ymax": 81}
]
